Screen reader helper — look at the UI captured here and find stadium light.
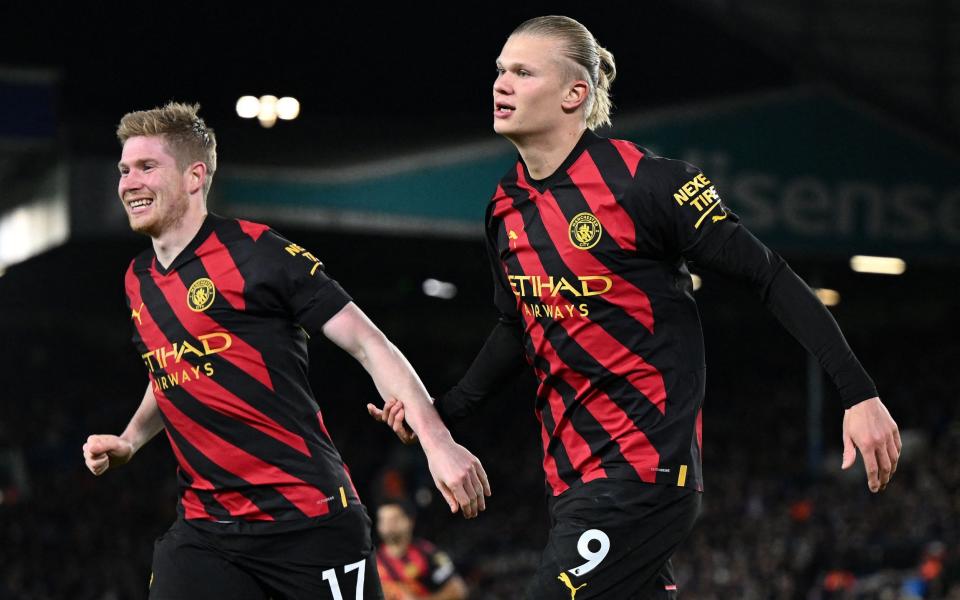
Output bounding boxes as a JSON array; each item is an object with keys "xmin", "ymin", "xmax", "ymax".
[
  {"xmin": 814, "ymin": 288, "xmax": 840, "ymax": 306},
  {"xmin": 258, "ymin": 95, "xmax": 278, "ymax": 128},
  {"xmin": 850, "ymin": 255, "xmax": 906, "ymax": 275},
  {"xmin": 423, "ymin": 278, "xmax": 457, "ymax": 300},
  {"xmin": 690, "ymin": 274, "xmax": 702, "ymax": 291},
  {"xmin": 235, "ymin": 95, "xmax": 260, "ymax": 119},
  {"xmin": 236, "ymin": 95, "xmax": 301, "ymax": 128},
  {"xmin": 276, "ymin": 97, "xmax": 300, "ymax": 120},
  {"xmin": 0, "ymin": 196, "xmax": 69, "ymax": 272}
]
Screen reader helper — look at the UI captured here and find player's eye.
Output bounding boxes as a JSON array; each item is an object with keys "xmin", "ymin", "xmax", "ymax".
[{"xmin": 518, "ymin": 70, "xmax": 531, "ymax": 77}]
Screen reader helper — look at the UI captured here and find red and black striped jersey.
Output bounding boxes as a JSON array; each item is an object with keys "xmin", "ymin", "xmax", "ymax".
[
  {"xmin": 486, "ymin": 130, "xmax": 739, "ymax": 495},
  {"xmin": 124, "ymin": 214, "xmax": 359, "ymax": 530},
  {"xmin": 376, "ymin": 539, "xmax": 458, "ymax": 598}
]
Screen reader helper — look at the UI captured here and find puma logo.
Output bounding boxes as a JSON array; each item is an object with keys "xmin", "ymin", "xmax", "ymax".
[
  {"xmin": 557, "ymin": 572, "xmax": 587, "ymax": 599},
  {"xmin": 131, "ymin": 302, "xmax": 144, "ymax": 325},
  {"xmin": 712, "ymin": 213, "xmax": 728, "ymax": 223}
]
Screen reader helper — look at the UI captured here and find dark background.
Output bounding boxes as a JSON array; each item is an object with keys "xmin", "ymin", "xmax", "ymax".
[{"xmin": 1, "ymin": 1, "xmax": 958, "ymax": 598}]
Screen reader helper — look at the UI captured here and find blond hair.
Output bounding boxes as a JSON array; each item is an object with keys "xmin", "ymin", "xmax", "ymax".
[
  {"xmin": 116, "ymin": 101, "xmax": 217, "ymax": 196},
  {"xmin": 512, "ymin": 16, "xmax": 617, "ymax": 130}
]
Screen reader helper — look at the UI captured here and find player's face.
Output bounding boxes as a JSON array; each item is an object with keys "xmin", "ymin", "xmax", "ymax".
[
  {"xmin": 117, "ymin": 136, "xmax": 190, "ymax": 238},
  {"xmin": 493, "ymin": 34, "xmax": 570, "ymax": 141},
  {"xmin": 376, "ymin": 505, "xmax": 413, "ymax": 546}
]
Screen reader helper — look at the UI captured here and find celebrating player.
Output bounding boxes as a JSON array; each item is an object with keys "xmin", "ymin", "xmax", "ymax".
[
  {"xmin": 82, "ymin": 102, "xmax": 490, "ymax": 599},
  {"xmin": 371, "ymin": 15, "xmax": 900, "ymax": 599},
  {"xmin": 375, "ymin": 500, "xmax": 468, "ymax": 600}
]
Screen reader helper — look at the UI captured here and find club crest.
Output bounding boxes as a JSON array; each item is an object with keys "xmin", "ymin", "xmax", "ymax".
[
  {"xmin": 187, "ymin": 278, "xmax": 216, "ymax": 312},
  {"xmin": 568, "ymin": 212, "xmax": 602, "ymax": 250}
]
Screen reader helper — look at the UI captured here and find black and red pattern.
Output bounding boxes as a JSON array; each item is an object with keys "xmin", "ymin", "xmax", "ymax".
[
  {"xmin": 376, "ymin": 539, "xmax": 458, "ymax": 597},
  {"xmin": 124, "ymin": 214, "xmax": 357, "ymax": 528},
  {"xmin": 484, "ymin": 130, "xmax": 727, "ymax": 495}
]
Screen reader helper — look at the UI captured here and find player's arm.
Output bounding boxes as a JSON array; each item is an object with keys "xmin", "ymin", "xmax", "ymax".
[
  {"xmin": 370, "ymin": 315, "xmax": 526, "ymax": 444},
  {"xmin": 321, "ymin": 302, "xmax": 492, "ymax": 518},
  {"xmin": 83, "ymin": 382, "xmax": 164, "ymax": 476},
  {"xmin": 438, "ymin": 314, "xmax": 526, "ymax": 422},
  {"xmin": 370, "ymin": 227, "xmax": 528, "ymax": 437},
  {"xmin": 634, "ymin": 156, "xmax": 899, "ymax": 493},
  {"xmin": 689, "ymin": 219, "xmax": 900, "ymax": 492},
  {"xmin": 436, "ymin": 225, "xmax": 528, "ymax": 423}
]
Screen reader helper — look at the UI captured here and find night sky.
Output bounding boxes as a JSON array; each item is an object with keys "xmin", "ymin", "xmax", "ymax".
[{"xmin": 0, "ymin": 2, "xmax": 791, "ymax": 163}]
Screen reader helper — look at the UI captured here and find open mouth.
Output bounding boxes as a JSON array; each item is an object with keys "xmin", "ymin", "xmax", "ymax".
[
  {"xmin": 495, "ymin": 102, "xmax": 515, "ymax": 112},
  {"xmin": 128, "ymin": 198, "xmax": 154, "ymax": 209}
]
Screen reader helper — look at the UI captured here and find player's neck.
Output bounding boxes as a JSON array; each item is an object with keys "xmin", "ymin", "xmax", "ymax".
[
  {"xmin": 513, "ymin": 124, "xmax": 587, "ymax": 181},
  {"xmin": 384, "ymin": 539, "xmax": 411, "ymax": 558},
  {"xmin": 152, "ymin": 207, "xmax": 208, "ymax": 269}
]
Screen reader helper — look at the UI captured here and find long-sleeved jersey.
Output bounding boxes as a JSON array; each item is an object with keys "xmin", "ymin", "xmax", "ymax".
[{"xmin": 439, "ymin": 130, "xmax": 876, "ymax": 496}]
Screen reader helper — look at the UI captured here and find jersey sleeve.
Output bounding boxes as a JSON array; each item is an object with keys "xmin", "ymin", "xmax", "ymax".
[
  {"xmin": 630, "ymin": 154, "xmax": 876, "ymax": 408},
  {"xmin": 435, "ymin": 215, "xmax": 527, "ymax": 422},
  {"xmin": 424, "ymin": 545, "xmax": 459, "ymax": 590},
  {"xmin": 690, "ymin": 221, "xmax": 878, "ymax": 408},
  {"xmin": 251, "ymin": 229, "xmax": 353, "ymax": 336},
  {"xmin": 628, "ymin": 155, "xmax": 740, "ymax": 259}
]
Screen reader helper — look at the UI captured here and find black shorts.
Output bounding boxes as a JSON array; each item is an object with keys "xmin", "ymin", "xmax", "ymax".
[
  {"xmin": 525, "ymin": 479, "xmax": 701, "ymax": 600},
  {"xmin": 149, "ymin": 505, "xmax": 385, "ymax": 600}
]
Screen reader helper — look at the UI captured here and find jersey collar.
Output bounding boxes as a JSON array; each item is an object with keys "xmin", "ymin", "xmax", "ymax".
[
  {"xmin": 149, "ymin": 213, "xmax": 225, "ymax": 276},
  {"xmin": 518, "ymin": 129, "xmax": 602, "ymax": 194}
]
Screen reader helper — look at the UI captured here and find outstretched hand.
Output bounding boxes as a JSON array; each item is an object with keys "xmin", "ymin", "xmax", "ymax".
[
  {"xmin": 367, "ymin": 398, "xmax": 417, "ymax": 445},
  {"xmin": 83, "ymin": 434, "xmax": 135, "ymax": 476},
  {"xmin": 367, "ymin": 398, "xmax": 491, "ymax": 518},
  {"xmin": 424, "ymin": 436, "xmax": 492, "ymax": 519},
  {"xmin": 841, "ymin": 397, "xmax": 901, "ymax": 493}
]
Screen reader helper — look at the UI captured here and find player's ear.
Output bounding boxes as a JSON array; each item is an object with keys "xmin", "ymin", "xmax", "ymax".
[
  {"xmin": 186, "ymin": 161, "xmax": 207, "ymax": 195},
  {"xmin": 561, "ymin": 79, "xmax": 590, "ymax": 112}
]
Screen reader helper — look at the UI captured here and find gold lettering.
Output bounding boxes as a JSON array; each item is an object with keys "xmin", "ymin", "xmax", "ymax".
[
  {"xmin": 677, "ymin": 175, "xmax": 712, "ymax": 205},
  {"xmin": 168, "ymin": 371, "xmax": 180, "ymax": 386},
  {"xmin": 537, "ymin": 276, "xmax": 553, "ymax": 296},
  {"xmin": 204, "ymin": 363, "xmax": 214, "ymax": 377},
  {"xmin": 175, "ymin": 340, "xmax": 204, "ymax": 362},
  {"xmin": 554, "ymin": 305, "xmax": 565, "ymax": 320},
  {"xmin": 158, "ymin": 345, "xmax": 178, "ymax": 368},
  {"xmin": 565, "ymin": 305, "xmax": 576, "ymax": 317},
  {"xmin": 580, "ymin": 276, "xmax": 613, "ymax": 296},
  {"xmin": 181, "ymin": 369, "xmax": 192, "ymax": 383},
  {"xmin": 533, "ymin": 304, "xmax": 542, "ymax": 317},
  {"xmin": 199, "ymin": 332, "xmax": 232, "ymax": 355},
  {"xmin": 523, "ymin": 303, "xmax": 533, "ymax": 316},
  {"xmin": 509, "ymin": 275, "xmax": 533, "ymax": 296},
  {"xmin": 192, "ymin": 366, "xmax": 202, "ymax": 378},
  {"xmin": 554, "ymin": 277, "xmax": 581, "ymax": 297},
  {"xmin": 284, "ymin": 243, "xmax": 304, "ymax": 256},
  {"xmin": 142, "ymin": 350, "xmax": 158, "ymax": 372},
  {"xmin": 578, "ymin": 304, "xmax": 589, "ymax": 317}
]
